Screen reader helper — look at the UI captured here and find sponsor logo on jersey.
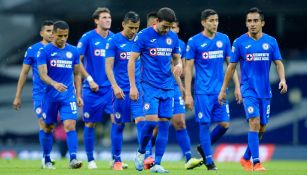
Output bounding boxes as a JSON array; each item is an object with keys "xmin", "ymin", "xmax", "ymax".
[
  {"xmin": 201, "ymin": 43, "xmax": 207, "ymax": 48},
  {"xmin": 149, "ymin": 48, "xmax": 172, "ymax": 56},
  {"xmin": 94, "ymin": 42, "xmax": 100, "ymax": 46},
  {"xmin": 50, "ymin": 60, "xmax": 73, "ymax": 68},
  {"xmin": 94, "ymin": 49, "xmax": 106, "ymax": 57},
  {"xmin": 120, "ymin": 52, "xmax": 130, "ymax": 59},
  {"xmin": 246, "ymin": 53, "xmax": 269, "ymax": 61},
  {"xmin": 150, "ymin": 39, "xmax": 156, "ymax": 43},
  {"xmin": 202, "ymin": 50, "xmax": 224, "ymax": 59}
]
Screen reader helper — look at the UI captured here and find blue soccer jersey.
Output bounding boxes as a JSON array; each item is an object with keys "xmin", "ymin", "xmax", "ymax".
[
  {"xmin": 37, "ymin": 43, "xmax": 80, "ymax": 101},
  {"xmin": 131, "ymin": 27, "xmax": 180, "ymax": 90},
  {"xmin": 23, "ymin": 42, "xmax": 46, "ymax": 101},
  {"xmin": 105, "ymin": 32, "xmax": 141, "ymax": 92},
  {"xmin": 186, "ymin": 32, "xmax": 232, "ymax": 95},
  {"xmin": 77, "ymin": 29, "xmax": 114, "ymax": 87},
  {"xmin": 230, "ymin": 33, "xmax": 282, "ymax": 98}
]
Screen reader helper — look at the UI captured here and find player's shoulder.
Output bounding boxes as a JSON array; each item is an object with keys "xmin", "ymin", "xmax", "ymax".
[
  {"xmin": 216, "ymin": 32, "xmax": 230, "ymax": 40},
  {"xmin": 233, "ymin": 33, "xmax": 248, "ymax": 44},
  {"xmin": 81, "ymin": 29, "xmax": 96, "ymax": 39},
  {"xmin": 65, "ymin": 43, "xmax": 79, "ymax": 51},
  {"xmin": 188, "ymin": 32, "xmax": 202, "ymax": 43},
  {"xmin": 28, "ymin": 42, "xmax": 44, "ymax": 52},
  {"xmin": 262, "ymin": 33, "xmax": 278, "ymax": 42}
]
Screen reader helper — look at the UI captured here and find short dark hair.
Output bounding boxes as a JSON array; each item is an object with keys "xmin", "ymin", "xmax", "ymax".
[
  {"xmin": 246, "ymin": 7, "xmax": 264, "ymax": 21},
  {"xmin": 123, "ymin": 11, "xmax": 140, "ymax": 23},
  {"xmin": 201, "ymin": 9, "xmax": 218, "ymax": 21},
  {"xmin": 53, "ymin": 20, "xmax": 69, "ymax": 31},
  {"xmin": 146, "ymin": 11, "xmax": 157, "ymax": 20},
  {"xmin": 156, "ymin": 7, "xmax": 176, "ymax": 23},
  {"xmin": 92, "ymin": 7, "xmax": 110, "ymax": 20},
  {"xmin": 40, "ymin": 20, "xmax": 53, "ymax": 30}
]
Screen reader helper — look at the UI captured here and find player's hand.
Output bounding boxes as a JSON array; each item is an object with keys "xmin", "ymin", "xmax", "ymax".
[
  {"xmin": 234, "ymin": 87, "xmax": 242, "ymax": 104},
  {"xmin": 89, "ymin": 81, "xmax": 99, "ymax": 92},
  {"xmin": 218, "ymin": 89, "xmax": 227, "ymax": 105},
  {"xmin": 173, "ymin": 64, "xmax": 182, "ymax": 77},
  {"xmin": 129, "ymin": 86, "xmax": 139, "ymax": 101},
  {"xmin": 185, "ymin": 95, "xmax": 194, "ymax": 110},
  {"xmin": 279, "ymin": 81, "xmax": 287, "ymax": 94},
  {"xmin": 12, "ymin": 97, "xmax": 21, "ymax": 110},
  {"xmin": 53, "ymin": 82, "xmax": 67, "ymax": 92},
  {"xmin": 76, "ymin": 96, "xmax": 83, "ymax": 107},
  {"xmin": 113, "ymin": 85, "xmax": 125, "ymax": 99}
]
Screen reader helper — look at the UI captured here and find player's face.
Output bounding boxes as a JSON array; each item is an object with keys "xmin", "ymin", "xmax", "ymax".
[
  {"xmin": 171, "ymin": 22, "xmax": 180, "ymax": 34},
  {"xmin": 52, "ymin": 28, "xmax": 69, "ymax": 48},
  {"xmin": 95, "ymin": 12, "xmax": 112, "ymax": 30},
  {"xmin": 122, "ymin": 20, "xmax": 140, "ymax": 39},
  {"xmin": 202, "ymin": 14, "xmax": 219, "ymax": 33},
  {"xmin": 147, "ymin": 17, "xmax": 157, "ymax": 27},
  {"xmin": 157, "ymin": 20, "xmax": 173, "ymax": 35},
  {"xmin": 40, "ymin": 25, "xmax": 54, "ymax": 43},
  {"xmin": 246, "ymin": 13, "xmax": 264, "ymax": 35}
]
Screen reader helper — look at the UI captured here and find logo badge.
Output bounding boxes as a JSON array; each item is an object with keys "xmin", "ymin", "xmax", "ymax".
[
  {"xmin": 50, "ymin": 60, "xmax": 57, "ymax": 67},
  {"xmin": 202, "ymin": 52, "xmax": 209, "ymax": 59},
  {"xmin": 144, "ymin": 103, "xmax": 150, "ymax": 111},
  {"xmin": 66, "ymin": 51, "xmax": 72, "ymax": 59},
  {"xmin": 120, "ymin": 52, "xmax": 127, "ymax": 59},
  {"xmin": 166, "ymin": 38, "xmax": 172, "ymax": 45},
  {"xmin": 35, "ymin": 107, "xmax": 41, "ymax": 114},
  {"xmin": 115, "ymin": 112, "xmax": 121, "ymax": 119},
  {"xmin": 216, "ymin": 41, "xmax": 223, "ymax": 48},
  {"xmin": 262, "ymin": 43, "xmax": 269, "ymax": 50},
  {"xmin": 247, "ymin": 106, "xmax": 254, "ymax": 114},
  {"xmin": 198, "ymin": 112, "xmax": 203, "ymax": 119},
  {"xmin": 246, "ymin": 54, "xmax": 254, "ymax": 61},
  {"xmin": 149, "ymin": 48, "xmax": 157, "ymax": 56},
  {"xmin": 84, "ymin": 112, "xmax": 90, "ymax": 118}
]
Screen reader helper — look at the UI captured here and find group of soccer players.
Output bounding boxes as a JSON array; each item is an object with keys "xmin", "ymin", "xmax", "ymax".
[{"xmin": 13, "ymin": 6, "xmax": 287, "ymax": 173}]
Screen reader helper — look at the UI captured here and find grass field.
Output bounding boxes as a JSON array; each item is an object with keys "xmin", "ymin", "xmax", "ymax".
[{"xmin": 1, "ymin": 159, "xmax": 307, "ymax": 175}]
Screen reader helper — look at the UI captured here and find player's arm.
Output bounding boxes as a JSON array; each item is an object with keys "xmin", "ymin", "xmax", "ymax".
[
  {"xmin": 12, "ymin": 64, "xmax": 31, "ymax": 110},
  {"xmin": 38, "ymin": 64, "xmax": 67, "ymax": 92},
  {"xmin": 79, "ymin": 55, "xmax": 99, "ymax": 92},
  {"xmin": 172, "ymin": 53, "xmax": 183, "ymax": 77},
  {"xmin": 274, "ymin": 60, "xmax": 287, "ymax": 94},
  {"xmin": 218, "ymin": 62, "xmax": 238, "ymax": 104},
  {"xmin": 74, "ymin": 64, "xmax": 83, "ymax": 107},
  {"xmin": 128, "ymin": 52, "xmax": 140, "ymax": 100},
  {"xmin": 105, "ymin": 57, "xmax": 124, "ymax": 99},
  {"xmin": 184, "ymin": 59, "xmax": 194, "ymax": 110},
  {"xmin": 226, "ymin": 57, "xmax": 242, "ymax": 103}
]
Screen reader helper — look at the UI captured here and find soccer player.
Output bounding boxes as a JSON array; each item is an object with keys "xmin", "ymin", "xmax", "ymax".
[
  {"xmin": 218, "ymin": 7, "xmax": 287, "ymax": 171},
  {"xmin": 185, "ymin": 9, "xmax": 241, "ymax": 170},
  {"xmin": 37, "ymin": 20, "xmax": 83, "ymax": 169},
  {"xmin": 12, "ymin": 20, "xmax": 54, "ymax": 168},
  {"xmin": 76, "ymin": 7, "xmax": 114, "ymax": 169},
  {"xmin": 146, "ymin": 11, "xmax": 158, "ymax": 27},
  {"xmin": 105, "ymin": 11, "xmax": 144, "ymax": 171},
  {"xmin": 129, "ymin": 7, "xmax": 183, "ymax": 173}
]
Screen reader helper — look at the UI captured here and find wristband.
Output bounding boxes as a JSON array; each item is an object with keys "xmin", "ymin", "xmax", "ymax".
[{"xmin": 86, "ymin": 75, "xmax": 94, "ymax": 82}]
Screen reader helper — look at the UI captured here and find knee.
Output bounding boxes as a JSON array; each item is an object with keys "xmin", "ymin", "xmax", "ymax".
[
  {"xmin": 43, "ymin": 124, "xmax": 55, "ymax": 133},
  {"xmin": 85, "ymin": 122, "xmax": 95, "ymax": 128},
  {"xmin": 173, "ymin": 120, "xmax": 186, "ymax": 130},
  {"xmin": 64, "ymin": 121, "xmax": 76, "ymax": 131},
  {"xmin": 249, "ymin": 118, "xmax": 260, "ymax": 131},
  {"xmin": 218, "ymin": 122, "xmax": 230, "ymax": 129}
]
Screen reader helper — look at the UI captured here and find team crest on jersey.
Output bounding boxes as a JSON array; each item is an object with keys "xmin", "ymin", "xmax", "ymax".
[
  {"xmin": 77, "ymin": 42, "xmax": 82, "ymax": 48},
  {"xmin": 166, "ymin": 38, "xmax": 172, "ymax": 45},
  {"xmin": 247, "ymin": 106, "xmax": 254, "ymax": 114},
  {"xmin": 35, "ymin": 107, "xmax": 42, "ymax": 114},
  {"xmin": 149, "ymin": 48, "xmax": 157, "ymax": 56},
  {"xmin": 84, "ymin": 112, "xmax": 90, "ymax": 118},
  {"xmin": 262, "ymin": 43, "xmax": 269, "ymax": 50},
  {"xmin": 198, "ymin": 112, "xmax": 203, "ymax": 119},
  {"xmin": 216, "ymin": 41, "xmax": 223, "ymax": 48},
  {"xmin": 144, "ymin": 103, "xmax": 150, "ymax": 111},
  {"xmin": 202, "ymin": 52, "xmax": 209, "ymax": 59},
  {"xmin": 115, "ymin": 112, "xmax": 121, "ymax": 119},
  {"xmin": 66, "ymin": 51, "xmax": 73, "ymax": 59},
  {"xmin": 246, "ymin": 54, "xmax": 254, "ymax": 61},
  {"xmin": 50, "ymin": 60, "xmax": 57, "ymax": 67}
]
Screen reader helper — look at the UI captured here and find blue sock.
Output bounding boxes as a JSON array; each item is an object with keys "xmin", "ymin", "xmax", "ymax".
[
  {"xmin": 39, "ymin": 130, "xmax": 44, "ymax": 157},
  {"xmin": 176, "ymin": 128, "xmax": 191, "ymax": 162},
  {"xmin": 199, "ymin": 123, "xmax": 213, "ymax": 165},
  {"xmin": 42, "ymin": 131, "xmax": 53, "ymax": 163},
  {"xmin": 155, "ymin": 121, "xmax": 170, "ymax": 165},
  {"xmin": 211, "ymin": 125, "xmax": 228, "ymax": 145},
  {"xmin": 248, "ymin": 131, "xmax": 260, "ymax": 164},
  {"xmin": 111, "ymin": 123, "xmax": 125, "ymax": 162},
  {"xmin": 66, "ymin": 130, "xmax": 78, "ymax": 161},
  {"xmin": 151, "ymin": 135, "xmax": 157, "ymax": 147},
  {"xmin": 84, "ymin": 126, "xmax": 94, "ymax": 162},
  {"xmin": 138, "ymin": 121, "xmax": 157, "ymax": 153},
  {"xmin": 136, "ymin": 121, "xmax": 145, "ymax": 144},
  {"xmin": 145, "ymin": 140, "xmax": 152, "ymax": 159},
  {"xmin": 243, "ymin": 145, "xmax": 252, "ymax": 160}
]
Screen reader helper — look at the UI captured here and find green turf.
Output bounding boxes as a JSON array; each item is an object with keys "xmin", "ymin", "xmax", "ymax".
[{"xmin": 0, "ymin": 159, "xmax": 307, "ymax": 175}]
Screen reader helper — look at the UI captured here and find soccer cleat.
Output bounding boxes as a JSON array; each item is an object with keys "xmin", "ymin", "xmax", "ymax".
[
  {"xmin": 144, "ymin": 156, "xmax": 155, "ymax": 170},
  {"xmin": 150, "ymin": 164, "xmax": 169, "ymax": 173},
  {"xmin": 88, "ymin": 160, "xmax": 97, "ymax": 169},
  {"xmin": 240, "ymin": 157, "xmax": 253, "ymax": 171},
  {"xmin": 109, "ymin": 160, "xmax": 128, "ymax": 169},
  {"xmin": 113, "ymin": 161, "xmax": 123, "ymax": 171},
  {"xmin": 185, "ymin": 158, "xmax": 203, "ymax": 170},
  {"xmin": 196, "ymin": 144, "xmax": 206, "ymax": 165},
  {"xmin": 41, "ymin": 158, "xmax": 55, "ymax": 168},
  {"xmin": 69, "ymin": 159, "xmax": 82, "ymax": 169},
  {"xmin": 134, "ymin": 151, "xmax": 145, "ymax": 171},
  {"xmin": 206, "ymin": 162, "xmax": 218, "ymax": 171},
  {"xmin": 42, "ymin": 162, "xmax": 56, "ymax": 169},
  {"xmin": 253, "ymin": 163, "xmax": 266, "ymax": 171}
]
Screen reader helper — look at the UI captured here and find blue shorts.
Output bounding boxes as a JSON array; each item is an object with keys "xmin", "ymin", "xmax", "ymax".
[
  {"xmin": 194, "ymin": 94, "xmax": 230, "ymax": 123},
  {"xmin": 242, "ymin": 97, "xmax": 271, "ymax": 125},
  {"xmin": 33, "ymin": 100, "xmax": 43, "ymax": 118},
  {"xmin": 82, "ymin": 86, "xmax": 112, "ymax": 122},
  {"xmin": 173, "ymin": 85, "xmax": 185, "ymax": 115},
  {"xmin": 113, "ymin": 87, "xmax": 144, "ymax": 123},
  {"xmin": 41, "ymin": 95, "xmax": 78, "ymax": 125},
  {"xmin": 142, "ymin": 83, "xmax": 174, "ymax": 118}
]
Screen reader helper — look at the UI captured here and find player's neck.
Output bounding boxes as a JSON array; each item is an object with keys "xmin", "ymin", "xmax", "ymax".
[
  {"xmin": 52, "ymin": 42, "xmax": 65, "ymax": 49},
  {"xmin": 96, "ymin": 27, "xmax": 109, "ymax": 38},
  {"xmin": 202, "ymin": 30, "xmax": 216, "ymax": 39},
  {"xmin": 248, "ymin": 32, "xmax": 263, "ymax": 40},
  {"xmin": 41, "ymin": 40, "xmax": 48, "ymax": 45}
]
